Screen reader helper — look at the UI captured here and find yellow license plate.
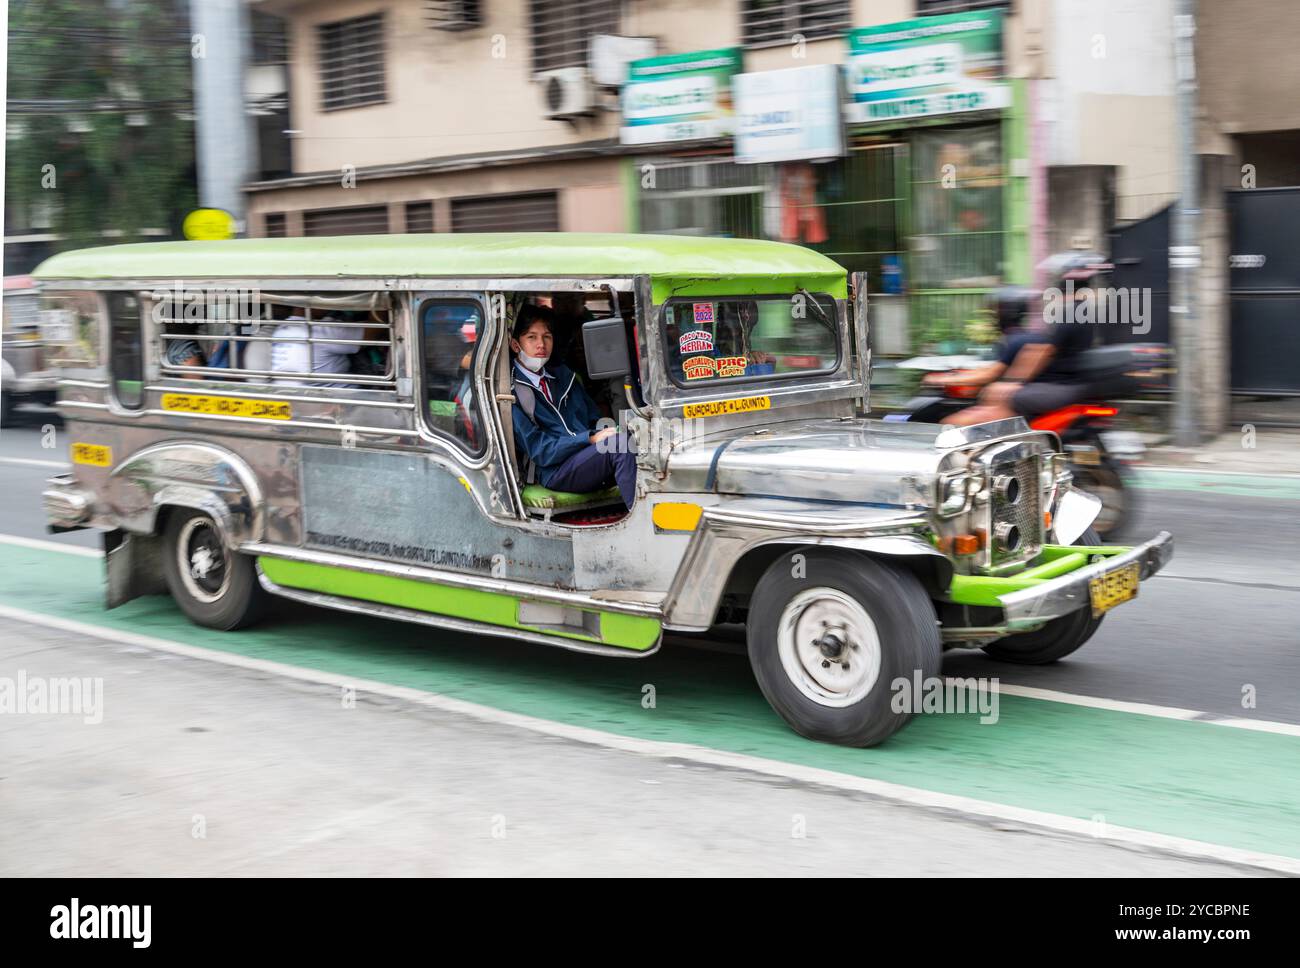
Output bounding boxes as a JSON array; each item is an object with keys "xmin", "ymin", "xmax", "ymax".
[
  {"xmin": 70, "ymin": 442, "xmax": 112, "ymax": 467},
  {"xmin": 1089, "ymin": 561, "xmax": 1139, "ymax": 616}
]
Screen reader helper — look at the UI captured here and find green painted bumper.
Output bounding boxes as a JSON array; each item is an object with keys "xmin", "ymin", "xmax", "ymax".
[{"xmin": 945, "ymin": 532, "xmax": 1174, "ymax": 628}]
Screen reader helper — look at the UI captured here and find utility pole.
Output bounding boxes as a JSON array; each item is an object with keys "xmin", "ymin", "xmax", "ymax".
[
  {"xmin": 190, "ymin": 0, "xmax": 254, "ymax": 234},
  {"xmin": 1170, "ymin": 0, "xmax": 1201, "ymax": 447}
]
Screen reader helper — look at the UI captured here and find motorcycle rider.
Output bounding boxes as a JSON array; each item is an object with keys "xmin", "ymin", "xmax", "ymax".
[
  {"xmin": 923, "ymin": 285, "xmax": 1043, "ymax": 393},
  {"xmin": 943, "ymin": 254, "xmax": 1109, "ymax": 426}
]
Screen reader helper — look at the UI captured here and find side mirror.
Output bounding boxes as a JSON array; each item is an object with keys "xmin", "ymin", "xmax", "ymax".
[{"xmin": 582, "ymin": 316, "xmax": 631, "ymax": 380}]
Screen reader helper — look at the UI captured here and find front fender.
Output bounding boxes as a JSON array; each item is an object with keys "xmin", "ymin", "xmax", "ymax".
[
  {"xmin": 110, "ymin": 441, "xmax": 264, "ymax": 546},
  {"xmin": 661, "ymin": 497, "xmax": 945, "ymax": 631}
]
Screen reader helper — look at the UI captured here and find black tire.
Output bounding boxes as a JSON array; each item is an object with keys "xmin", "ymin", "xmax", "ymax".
[
  {"xmin": 161, "ymin": 509, "xmax": 265, "ymax": 630},
  {"xmin": 1, "ymin": 391, "xmax": 13, "ymax": 427},
  {"xmin": 747, "ymin": 549, "xmax": 942, "ymax": 747},
  {"xmin": 982, "ymin": 528, "xmax": 1105, "ymax": 665},
  {"xmin": 1070, "ymin": 454, "xmax": 1133, "ymax": 541}
]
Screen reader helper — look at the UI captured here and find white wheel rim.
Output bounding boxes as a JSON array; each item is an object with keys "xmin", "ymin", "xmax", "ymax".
[
  {"xmin": 177, "ymin": 516, "xmax": 232, "ymax": 604},
  {"xmin": 776, "ymin": 587, "xmax": 882, "ymax": 708}
]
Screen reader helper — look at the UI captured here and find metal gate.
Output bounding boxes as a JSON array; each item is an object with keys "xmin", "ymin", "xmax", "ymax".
[
  {"xmin": 1107, "ymin": 204, "xmax": 1171, "ymax": 346},
  {"xmin": 1228, "ymin": 187, "xmax": 1300, "ymax": 394}
]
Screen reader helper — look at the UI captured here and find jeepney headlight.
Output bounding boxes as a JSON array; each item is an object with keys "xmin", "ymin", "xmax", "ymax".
[{"xmin": 938, "ymin": 471, "xmax": 974, "ymax": 517}]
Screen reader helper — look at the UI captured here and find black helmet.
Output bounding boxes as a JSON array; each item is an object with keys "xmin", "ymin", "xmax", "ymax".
[{"xmin": 987, "ymin": 285, "xmax": 1037, "ymax": 333}]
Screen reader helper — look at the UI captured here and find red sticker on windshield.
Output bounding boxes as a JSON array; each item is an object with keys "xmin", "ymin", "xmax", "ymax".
[
  {"xmin": 683, "ymin": 355, "xmax": 718, "ymax": 380},
  {"xmin": 692, "ymin": 303, "xmax": 714, "ymax": 325},
  {"xmin": 679, "ymin": 329, "xmax": 714, "ymax": 354},
  {"xmin": 716, "ymin": 355, "xmax": 747, "ymax": 377}
]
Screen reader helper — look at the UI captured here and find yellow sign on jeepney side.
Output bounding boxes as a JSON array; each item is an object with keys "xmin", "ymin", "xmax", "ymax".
[
  {"xmin": 682, "ymin": 395, "xmax": 771, "ymax": 419},
  {"xmin": 70, "ymin": 442, "xmax": 112, "ymax": 467},
  {"xmin": 161, "ymin": 393, "xmax": 292, "ymax": 420}
]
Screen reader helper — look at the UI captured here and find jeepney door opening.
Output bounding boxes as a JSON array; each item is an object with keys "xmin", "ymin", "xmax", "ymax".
[{"xmin": 493, "ymin": 288, "xmax": 641, "ymax": 526}]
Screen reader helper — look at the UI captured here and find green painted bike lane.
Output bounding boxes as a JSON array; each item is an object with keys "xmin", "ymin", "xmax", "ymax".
[{"xmin": 4, "ymin": 541, "xmax": 1299, "ymax": 861}]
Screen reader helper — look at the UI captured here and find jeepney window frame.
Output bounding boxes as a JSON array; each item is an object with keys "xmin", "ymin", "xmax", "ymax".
[
  {"xmin": 414, "ymin": 292, "xmax": 490, "ymax": 459},
  {"xmin": 106, "ymin": 290, "xmax": 147, "ymax": 411},
  {"xmin": 657, "ymin": 292, "xmax": 843, "ymax": 391}
]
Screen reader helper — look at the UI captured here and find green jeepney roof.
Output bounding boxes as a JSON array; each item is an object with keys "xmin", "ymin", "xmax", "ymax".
[{"xmin": 31, "ymin": 232, "xmax": 848, "ymax": 300}]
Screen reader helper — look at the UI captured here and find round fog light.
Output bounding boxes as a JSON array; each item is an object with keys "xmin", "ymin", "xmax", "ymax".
[{"xmin": 994, "ymin": 522, "xmax": 1022, "ymax": 552}]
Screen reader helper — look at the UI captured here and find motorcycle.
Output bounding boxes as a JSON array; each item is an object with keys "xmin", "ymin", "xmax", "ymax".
[{"xmin": 889, "ymin": 344, "xmax": 1167, "ymax": 540}]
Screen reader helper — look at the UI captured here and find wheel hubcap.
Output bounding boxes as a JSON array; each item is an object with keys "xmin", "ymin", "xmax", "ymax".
[
  {"xmin": 776, "ymin": 588, "xmax": 882, "ymax": 708},
  {"xmin": 177, "ymin": 517, "xmax": 231, "ymax": 603}
]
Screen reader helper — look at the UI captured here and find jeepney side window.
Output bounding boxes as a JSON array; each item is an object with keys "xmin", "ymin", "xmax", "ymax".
[
  {"xmin": 419, "ymin": 298, "xmax": 484, "ymax": 455},
  {"xmin": 107, "ymin": 292, "xmax": 144, "ymax": 409},
  {"xmin": 40, "ymin": 291, "xmax": 101, "ymax": 371}
]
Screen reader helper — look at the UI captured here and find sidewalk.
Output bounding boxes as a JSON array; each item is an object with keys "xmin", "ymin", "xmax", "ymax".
[{"xmin": 1141, "ymin": 430, "xmax": 1300, "ymax": 476}]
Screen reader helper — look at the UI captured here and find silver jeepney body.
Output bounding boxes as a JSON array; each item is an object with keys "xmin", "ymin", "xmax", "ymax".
[{"xmin": 39, "ymin": 259, "xmax": 1168, "ymax": 657}]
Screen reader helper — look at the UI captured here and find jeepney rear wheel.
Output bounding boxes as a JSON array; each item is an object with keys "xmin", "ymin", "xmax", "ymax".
[
  {"xmin": 981, "ymin": 528, "xmax": 1104, "ymax": 665},
  {"xmin": 162, "ymin": 509, "xmax": 265, "ymax": 631},
  {"xmin": 747, "ymin": 549, "xmax": 941, "ymax": 748}
]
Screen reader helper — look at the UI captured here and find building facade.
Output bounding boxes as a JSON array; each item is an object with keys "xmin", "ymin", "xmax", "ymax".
[{"xmin": 249, "ymin": 0, "xmax": 1265, "ymax": 415}]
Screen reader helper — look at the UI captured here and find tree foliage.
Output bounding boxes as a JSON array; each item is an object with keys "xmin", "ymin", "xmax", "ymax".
[{"xmin": 6, "ymin": 0, "xmax": 196, "ymax": 249}]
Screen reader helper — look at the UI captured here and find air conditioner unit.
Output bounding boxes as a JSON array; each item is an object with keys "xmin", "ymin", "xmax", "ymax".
[
  {"xmin": 424, "ymin": 0, "xmax": 482, "ymax": 32},
  {"xmin": 538, "ymin": 68, "xmax": 596, "ymax": 120}
]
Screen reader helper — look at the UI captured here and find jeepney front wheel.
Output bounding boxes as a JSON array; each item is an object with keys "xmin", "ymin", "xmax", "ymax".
[
  {"xmin": 981, "ymin": 528, "xmax": 1104, "ymax": 665},
  {"xmin": 747, "ymin": 550, "xmax": 941, "ymax": 748},
  {"xmin": 162, "ymin": 509, "xmax": 265, "ymax": 630}
]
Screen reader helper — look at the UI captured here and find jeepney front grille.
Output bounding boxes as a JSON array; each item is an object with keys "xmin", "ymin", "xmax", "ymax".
[{"xmin": 989, "ymin": 457, "xmax": 1042, "ymax": 566}]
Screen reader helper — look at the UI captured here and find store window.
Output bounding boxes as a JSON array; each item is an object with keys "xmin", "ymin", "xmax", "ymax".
[
  {"xmin": 638, "ymin": 159, "xmax": 767, "ymax": 239},
  {"xmin": 909, "ymin": 125, "xmax": 1004, "ymax": 289},
  {"xmin": 405, "ymin": 202, "xmax": 434, "ymax": 233}
]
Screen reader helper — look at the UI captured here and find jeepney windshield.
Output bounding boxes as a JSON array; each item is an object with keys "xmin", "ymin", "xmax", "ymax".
[{"xmin": 661, "ymin": 293, "xmax": 839, "ymax": 387}]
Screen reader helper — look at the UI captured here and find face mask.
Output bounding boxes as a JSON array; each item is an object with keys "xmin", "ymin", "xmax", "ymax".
[{"xmin": 517, "ymin": 350, "xmax": 547, "ymax": 373}]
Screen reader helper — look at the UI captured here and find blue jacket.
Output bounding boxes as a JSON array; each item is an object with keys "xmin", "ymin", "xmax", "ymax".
[{"xmin": 511, "ymin": 361, "xmax": 601, "ymax": 484}]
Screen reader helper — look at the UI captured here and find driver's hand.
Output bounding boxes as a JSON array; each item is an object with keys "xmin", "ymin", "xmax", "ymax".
[{"xmin": 590, "ymin": 427, "xmax": 618, "ymax": 445}]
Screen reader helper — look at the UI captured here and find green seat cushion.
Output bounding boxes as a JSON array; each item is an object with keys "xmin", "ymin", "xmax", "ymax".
[{"xmin": 521, "ymin": 483, "xmax": 622, "ymax": 510}]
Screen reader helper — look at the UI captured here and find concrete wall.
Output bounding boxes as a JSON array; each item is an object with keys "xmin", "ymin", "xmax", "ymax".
[
  {"xmin": 1044, "ymin": 0, "xmax": 1178, "ymax": 222},
  {"xmin": 1198, "ymin": 0, "xmax": 1300, "ymax": 137}
]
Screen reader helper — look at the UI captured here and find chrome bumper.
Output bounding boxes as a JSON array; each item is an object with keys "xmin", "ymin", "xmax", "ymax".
[
  {"xmin": 43, "ymin": 473, "xmax": 94, "ymax": 529},
  {"xmin": 997, "ymin": 531, "xmax": 1174, "ymax": 630}
]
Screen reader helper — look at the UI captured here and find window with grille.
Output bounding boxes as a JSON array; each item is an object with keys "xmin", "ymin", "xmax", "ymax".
[
  {"xmin": 424, "ymin": 0, "xmax": 483, "ymax": 32},
  {"xmin": 264, "ymin": 212, "xmax": 287, "ymax": 238},
  {"xmin": 915, "ymin": 1, "xmax": 1010, "ymax": 15},
  {"xmin": 450, "ymin": 192, "xmax": 559, "ymax": 233},
  {"xmin": 155, "ymin": 291, "xmax": 396, "ymax": 392},
  {"xmin": 405, "ymin": 201, "xmax": 435, "ymax": 233},
  {"xmin": 303, "ymin": 205, "xmax": 390, "ymax": 237},
  {"xmin": 740, "ymin": 0, "xmax": 850, "ymax": 46},
  {"xmin": 318, "ymin": 13, "xmax": 387, "ymax": 111},
  {"xmin": 529, "ymin": 0, "xmax": 621, "ymax": 73}
]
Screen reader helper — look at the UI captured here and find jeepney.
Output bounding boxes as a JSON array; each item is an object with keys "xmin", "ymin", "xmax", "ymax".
[
  {"xmin": 35, "ymin": 233, "xmax": 1171, "ymax": 747},
  {"xmin": 2, "ymin": 274, "xmax": 60, "ymax": 423}
]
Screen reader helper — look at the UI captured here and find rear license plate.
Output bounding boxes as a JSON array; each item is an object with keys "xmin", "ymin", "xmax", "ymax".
[{"xmin": 1089, "ymin": 561, "xmax": 1139, "ymax": 616}]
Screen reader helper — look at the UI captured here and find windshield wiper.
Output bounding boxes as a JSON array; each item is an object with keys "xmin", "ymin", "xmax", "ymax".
[{"xmin": 797, "ymin": 288, "xmax": 835, "ymax": 329}]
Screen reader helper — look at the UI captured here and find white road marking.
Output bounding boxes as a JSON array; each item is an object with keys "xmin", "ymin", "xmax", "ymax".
[
  {"xmin": 965, "ymin": 680, "xmax": 1300, "ymax": 739},
  {"xmin": 0, "ymin": 600, "xmax": 1297, "ymax": 875},
  {"xmin": 0, "ymin": 533, "xmax": 102, "ymax": 558},
  {"xmin": 0, "ymin": 456, "xmax": 67, "ymax": 469},
  {"xmin": 1138, "ymin": 465, "xmax": 1300, "ymax": 481},
  {"xmin": 4, "ymin": 531, "xmax": 1300, "ymax": 734}
]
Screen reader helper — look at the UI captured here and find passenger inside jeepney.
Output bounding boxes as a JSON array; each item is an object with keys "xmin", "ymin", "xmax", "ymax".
[{"xmin": 508, "ymin": 304, "xmax": 637, "ymax": 512}]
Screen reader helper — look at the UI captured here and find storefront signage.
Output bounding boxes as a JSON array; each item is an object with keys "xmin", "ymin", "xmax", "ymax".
[
  {"xmin": 733, "ymin": 63, "xmax": 844, "ymax": 165},
  {"xmin": 620, "ymin": 48, "xmax": 742, "ymax": 145},
  {"xmin": 845, "ymin": 10, "xmax": 1008, "ymax": 124}
]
